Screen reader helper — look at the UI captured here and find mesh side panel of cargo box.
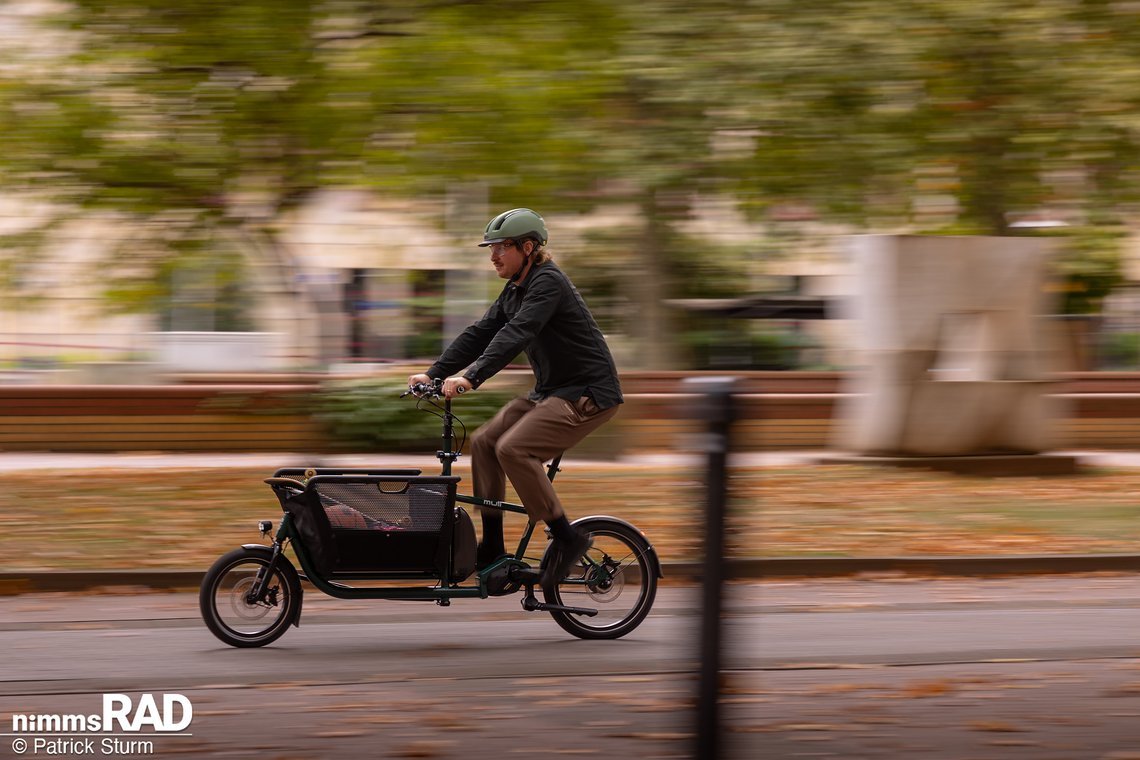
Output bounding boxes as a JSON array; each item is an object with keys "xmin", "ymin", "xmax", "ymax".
[{"xmin": 315, "ymin": 482, "xmax": 448, "ymax": 531}]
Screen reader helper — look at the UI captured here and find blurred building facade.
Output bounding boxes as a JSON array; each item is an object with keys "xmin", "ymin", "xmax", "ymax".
[
  {"xmin": 7, "ymin": 185, "xmax": 1140, "ymax": 379},
  {"xmin": 0, "ymin": 190, "xmax": 650, "ymax": 376}
]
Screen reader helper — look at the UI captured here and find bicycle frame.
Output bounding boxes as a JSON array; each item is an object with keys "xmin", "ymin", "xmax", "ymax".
[
  {"xmin": 204, "ymin": 385, "xmax": 662, "ymax": 646},
  {"xmin": 257, "ymin": 393, "xmax": 558, "ymax": 603}
]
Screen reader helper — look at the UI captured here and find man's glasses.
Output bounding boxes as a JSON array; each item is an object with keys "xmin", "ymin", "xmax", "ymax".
[{"xmin": 489, "ymin": 240, "xmax": 516, "ymax": 255}]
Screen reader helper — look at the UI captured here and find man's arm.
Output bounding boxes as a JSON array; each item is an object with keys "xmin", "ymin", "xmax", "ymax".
[
  {"xmin": 462, "ymin": 272, "xmax": 563, "ymax": 388},
  {"xmin": 426, "ymin": 297, "xmax": 508, "ymax": 380}
]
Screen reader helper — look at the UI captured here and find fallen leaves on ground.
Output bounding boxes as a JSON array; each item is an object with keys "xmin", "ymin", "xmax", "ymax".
[
  {"xmin": 4, "ymin": 462, "xmax": 1140, "ymax": 570},
  {"xmin": 901, "ymin": 680, "xmax": 956, "ymax": 698}
]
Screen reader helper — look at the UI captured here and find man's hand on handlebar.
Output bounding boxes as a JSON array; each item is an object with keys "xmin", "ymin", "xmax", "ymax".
[
  {"xmin": 404, "ymin": 374, "xmax": 470, "ymax": 399},
  {"xmin": 442, "ymin": 376, "xmax": 472, "ymax": 399},
  {"xmin": 403, "ymin": 373, "xmax": 441, "ymax": 398}
]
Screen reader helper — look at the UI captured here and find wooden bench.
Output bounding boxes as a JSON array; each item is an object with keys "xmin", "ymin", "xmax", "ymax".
[
  {"xmin": 0, "ymin": 385, "xmax": 325, "ymax": 452},
  {"xmin": 5, "ymin": 374, "xmax": 1140, "ymax": 453}
]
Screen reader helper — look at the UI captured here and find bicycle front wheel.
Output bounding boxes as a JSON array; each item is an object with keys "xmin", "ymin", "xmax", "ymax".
[
  {"xmin": 542, "ymin": 517, "xmax": 658, "ymax": 640},
  {"xmin": 200, "ymin": 547, "xmax": 301, "ymax": 648}
]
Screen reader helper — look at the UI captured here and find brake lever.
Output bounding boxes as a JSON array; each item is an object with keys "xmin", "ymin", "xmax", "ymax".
[{"xmin": 403, "ymin": 381, "xmax": 443, "ymax": 399}]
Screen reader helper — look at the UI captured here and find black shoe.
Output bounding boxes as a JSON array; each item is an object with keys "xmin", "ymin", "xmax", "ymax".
[
  {"xmin": 476, "ymin": 542, "xmax": 508, "ymax": 571},
  {"xmin": 540, "ymin": 531, "xmax": 593, "ymax": 587}
]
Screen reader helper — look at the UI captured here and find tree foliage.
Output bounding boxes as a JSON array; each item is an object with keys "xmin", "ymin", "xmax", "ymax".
[{"xmin": 3, "ymin": 0, "xmax": 1140, "ymax": 344}]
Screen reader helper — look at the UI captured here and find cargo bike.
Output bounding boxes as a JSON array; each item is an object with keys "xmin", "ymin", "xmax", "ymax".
[{"xmin": 199, "ymin": 380, "xmax": 662, "ymax": 647}]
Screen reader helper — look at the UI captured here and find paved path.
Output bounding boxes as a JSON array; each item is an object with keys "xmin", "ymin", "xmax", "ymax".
[{"xmin": 3, "ymin": 577, "xmax": 1140, "ymax": 758}]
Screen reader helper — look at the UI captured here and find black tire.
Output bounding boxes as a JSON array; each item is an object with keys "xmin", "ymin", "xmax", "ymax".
[
  {"xmin": 200, "ymin": 547, "xmax": 301, "ymax": 648},
  {"xmin": 541, "ymin": 517, "xmax": 658, "ymax": 640}
]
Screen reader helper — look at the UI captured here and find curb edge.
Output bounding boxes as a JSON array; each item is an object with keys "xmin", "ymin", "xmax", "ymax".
[{"xmin": 4, "ymin": 555, "xmax": 1140, "ymax": 594}]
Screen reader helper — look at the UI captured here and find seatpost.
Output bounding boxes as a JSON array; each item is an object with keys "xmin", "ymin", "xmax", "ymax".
[{"xmin": 546, "ymin": 453, "xmax": 563, "ymax": 482}]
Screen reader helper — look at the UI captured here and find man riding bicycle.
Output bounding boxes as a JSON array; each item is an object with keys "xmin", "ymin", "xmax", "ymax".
[{"xmin": 409, "ymin": 208, "xmax": 623, "ymax": 587}]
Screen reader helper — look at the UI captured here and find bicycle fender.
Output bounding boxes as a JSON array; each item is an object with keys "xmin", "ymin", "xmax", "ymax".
[
  {"xmin": 240, "ymin": 544, "xmax": 304, "ymax": 628},
  {"xmin": 570, "ymin": 515, "xmax": 664, "ymax": 579}
]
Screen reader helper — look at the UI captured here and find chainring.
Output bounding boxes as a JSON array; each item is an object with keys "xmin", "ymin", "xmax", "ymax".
[{"xmin": 484, "ymin": 561, "xmax": 528, "ymax": 596}]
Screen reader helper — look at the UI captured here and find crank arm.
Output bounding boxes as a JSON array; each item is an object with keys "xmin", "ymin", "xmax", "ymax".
[{"xmin": 508, "ymin": 567, "xmax": 541, "ymax": 584}]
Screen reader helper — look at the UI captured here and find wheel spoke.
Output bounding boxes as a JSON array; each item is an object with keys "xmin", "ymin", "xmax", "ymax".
[
  {"xmin": 543, "ymin": 523, "xmax": 657, "ymax": 639},
  {"xmin": 201, "ymin": 550, "xmax": 298, "ymax": 647}
]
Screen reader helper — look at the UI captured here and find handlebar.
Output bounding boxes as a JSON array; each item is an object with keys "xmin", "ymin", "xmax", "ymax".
[
  {"xmin": 401, "ymin": 379, "xmax": 466, "ymax": 400},
  {"xmin": 402, "ymin": 381, "xmax": 440, "ymax": 399}
]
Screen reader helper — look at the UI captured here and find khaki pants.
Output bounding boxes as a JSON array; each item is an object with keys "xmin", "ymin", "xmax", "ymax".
[{"xmin": 470, "ymin": 395, "xmax": 619, "ymax": 523}]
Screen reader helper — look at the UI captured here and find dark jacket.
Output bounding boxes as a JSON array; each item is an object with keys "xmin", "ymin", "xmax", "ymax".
[{"xmin": 427, "ymin": 260, "xmax": 623, "ymax": 409}]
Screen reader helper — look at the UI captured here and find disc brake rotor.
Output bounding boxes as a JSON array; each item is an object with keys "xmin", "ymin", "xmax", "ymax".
[
  {"xmin": 584, "ymin": 558, "xmax": 624, "ymax": 603},
  {"xmin": 229, "ymin": 576, "xmax": 275, "ymax": 621}
]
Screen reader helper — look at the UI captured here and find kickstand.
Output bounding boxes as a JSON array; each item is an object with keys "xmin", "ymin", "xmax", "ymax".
[{"xmin": 519, "ymin": 582, "xmax": 598, "ymax": 617}]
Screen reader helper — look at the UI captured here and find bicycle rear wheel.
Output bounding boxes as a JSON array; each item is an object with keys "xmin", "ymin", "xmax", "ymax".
[{"xmin": 542, "ymin": 517, "xmax": 658, "ymax": 639}]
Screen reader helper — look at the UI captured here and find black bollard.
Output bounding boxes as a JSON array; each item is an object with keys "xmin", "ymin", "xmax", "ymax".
[{"xmin": 686, "ymin": 377, "xmax": 737, "ymax": 760}]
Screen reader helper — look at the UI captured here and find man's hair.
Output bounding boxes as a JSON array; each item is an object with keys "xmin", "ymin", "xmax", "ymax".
[{"xmin": 524, "ymin": 238, "xmax": 552, "ymax": 265}]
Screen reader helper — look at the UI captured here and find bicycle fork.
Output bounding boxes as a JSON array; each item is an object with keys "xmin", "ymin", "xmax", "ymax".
[{"xmin": 247, "ymin": 529, "xmax": 289, "ymax": 605}]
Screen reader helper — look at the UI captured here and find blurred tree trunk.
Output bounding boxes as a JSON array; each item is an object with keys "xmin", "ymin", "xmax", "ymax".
[{"xmin": 631, "ymin": 190, "xmax": 677, "ymax": 370}]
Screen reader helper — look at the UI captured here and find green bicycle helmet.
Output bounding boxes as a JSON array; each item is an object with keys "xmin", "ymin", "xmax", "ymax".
[{"xmin": 478, "ymin": 208, "xmax": 548, "ymax": 247}]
